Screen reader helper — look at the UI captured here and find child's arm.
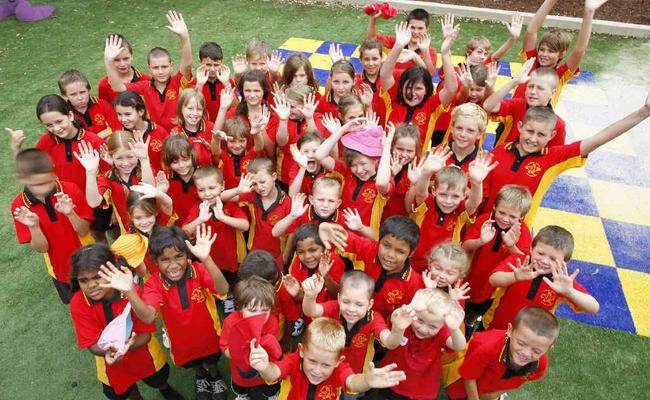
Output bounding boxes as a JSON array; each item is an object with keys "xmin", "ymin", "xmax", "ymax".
[
  {"xmin": 488, "ymin": 256, "xmax": 536, "ymax": 288},
  {"xmin": 288, "ymin": 145, "xmax": 308, "ymax": 196},
  {"xmin": 380, "ymin": 305, "xmax": 415, "ymax": 350},
  {"xmin": 270, "ymin": 92, "xmax": 291, "ymax": 147},
  {"xmin": 210, "ymin": 130, "xmax": 227, "ymax": 162},
  {"xmin": 346, "ymin": 363, "xmax": 406, "ymax": 393},
  {"xmin": 466, "ymin": 151, "xmax": 498, "ymax": 215},
  {"xmin": 463, "ymin": 379, "xmax": 481, "ymax": 400},
  {"xmin": 417, "ymin": 32, "xmax": 437, "ymax": 77},
  {"xmin": 220, "ymin": 173, "xmax": 253, "ymax": 203},
  {"xmin": 301, "ymin": 92, "xmax": 320, "ymax": 132},
  {"xmin": 580, "ymin": 91, "xmax": 650, "ymax": 156},
  {"xmin": 404, "ymin": 158, "xmax": 423, "ymax": 211},
  {"xmin": 482, "ymin": 57, "xmax": 535, "ymax": 113},
  {"xmin": 375, "ymin": 123, "xmax": 395, "ymax": 195},
  {"xmin": 366, "ymin": 8, "xmax": 382, "ymax": 40},
  {"xmin": 380, "ymin": 22, "xmax": 411, "ymax": 92},
  {"xmin": 444, "ymin": 302, "xmax": 467, "ymax": 351},
  {"xmin": 130, "ymin": 132, "xmax": 154, "ymax": 185},
  {"xmin": 165, "ymin": 10, "xmax": 193, "ymax": 79},
  {"xmin": 103, "ymin": 35, "xmax": 128, "ymax": 93},
  {"xmin": 412, "ymin": 146, "xmax": 453, "ymax": 207},
  {"xmin": 301, "ymin": 274, "xmax": 325, "ymax": 318},
  {"xmin": 249, "ymin": 339, "xmax": 282, "ymax": 382},
  {"xmin": 182, "ymin": 200, "xmax": 212, "ymax": 238},
  {"xmin": 462, "ymin": 219, "xmax": 496, "ymax": 252},
  {"xmin": 565, "ymin": 1, "xmax": 608, "ymax": 72},
  {"xmin": 213, "ymin": 197, "xmax": 250, "ymax": 231},
  {"xmin": 438, "ymin": 15, "xmax": 460, "ymax": 107},
  {"xmin": 13, "ymin": 207, "xmax": 48, "ymax": 252},
  {"xmin": 212, "ymin": 86, "xmax": 235, "ymax": 132},
  {"xmin": 186, "ymin": 224, "xmax": 230, "ymax": 296},
  {"xmin": 131, "ymin": 182, "xmax": 174, "ymax": 216},
  {"xmin": 99, "ymin": 263, "xmax": 157, "ymax": 324},
  {"xmin": 314, "ymin": 118, "xmax": 364, "ymax": 165},
  {"xmin": 5, "ymin": 128, "xmax": 26, "ymax": 157},
  {"xmin": 543, "ymin": 259, "xmax": 600, "ymax": 313},
  {"xmin": 272, "ymin": 193, "xmax": 308, "ymax": 237},
  {"xmin": 343, "ymin": 208, "xmax": 376, "ymax": 240},
  {"xmin": 54, "ymin": 193, "xmax": 91, "ymax": 236},
  {"xmin": 523, "ymin": 0, "xmax": 560, "ymax": 53},
  {"xmin": 73, "ymin": 141, "xmax": 103, "ymax": 208},
  {"xmin": 490, "ymin": 13, "xmax": 524, "ymax": 62}
]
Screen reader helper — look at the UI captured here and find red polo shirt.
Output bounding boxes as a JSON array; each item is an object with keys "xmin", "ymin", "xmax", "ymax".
[
  {"xmin": 133, "ymin": 121, "xmax": 169, "ymax": 172},
  {"xmin": 287, "ymin": 205, "xmax": 346, "ymax": 235},
  {"xmin": 443, "ymin": 141, "xmax": 480, "ymax": 173},
  {"xmin": 169, "ymin": 120, "xmax": 215, "ymax": 167},
  {"xmin": 238, "ymin": 187, "xmax": 292, "ymax": 259},
  {"xmin": 166, "ymin": 172, "xmax": 199, "ymax": 227},
  {"xmin": 490, "ymin": 98, "xmax": 566, "ymax": 148},
  {"xmin": 376, "ymin": 34, "xmax": 437, "ymax": 72},
  {"xmin": 381, "ymin": 166, "xmax": 411, "ymax": 222},
  {"xmin": 97, "ymin": 170, "xmax": 141, "ymax": 235},
  {"xmin": 71, "ymin": 96, "xmax": 122, "ymax": 135},
  {"xmin": 98, "ymin": 67, "xmax": 149, "ymax": 104},
  {"xmin": 220, "ymin": 148, "xmax": 265, "ymax": 190},
  {"xmin": 188, "ymin": 77, "xmax": 237, "ymax": 121},
  {"xmin": 287, "ymin": 253, "xmax": 344, "ymax": 302}
]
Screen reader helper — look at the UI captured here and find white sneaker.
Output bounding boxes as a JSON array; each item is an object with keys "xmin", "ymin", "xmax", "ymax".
[
  {"xmin": 498, "ymin": 394, "xmax": 508, "ymax": 400},
  {"xmin": 265, "ymin": 393, "xmax": 279, "ymax": 400},
  {"xmin": 162, "ymin": 328, "xmax": 171, "ymax": 349},
  {"xmin": 292, "ymin": 317, "xmax": 305, "ymax": 337},
  {"xmin": 234, "ymin": 394, "xmax": 251, "ymax": 400},
  {"xmin": 223, "ymin": 295, "xmax": 235, "ymax": 314}
]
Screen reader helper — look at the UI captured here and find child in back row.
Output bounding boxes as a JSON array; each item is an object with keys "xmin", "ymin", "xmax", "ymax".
[
  {"xmin": 98, "ymin": 34, "xmax": 149, "ymax": 104},
  {"xmin": 190, "ymin": 41, "xmax": 235, "ymax": 122},
  {"xmin": 170, "ymin": 88, "xmax": 215, "ymax": 167},
  {"xmin": 161, "ymin": 134, "xmax": 199, "ymax": 226}
]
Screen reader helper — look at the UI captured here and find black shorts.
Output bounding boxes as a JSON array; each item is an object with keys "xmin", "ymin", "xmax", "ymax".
[
  {"xmin": 101, "ymin": 362, "xmax": 170, "ymax": 399},
  {"xmin": 92, "ymin": 207, "xmax": 115, "ymax": 231},
  {"xmin": 52, "ymin": 278, "xmax": 72, "ymax": 304},
  {"xmin": 181, "ymin": 352, "xmax": 221, "ymax": 369},
  {"xmin": 430, "ymin": 129, "xmax": 448, "ymax": 148},
  {"xmin": 220, "ymin": 269, "xmax": 239, "ymax": 287},
  {"xmin": 375, "ymin": 388, "xmax": 414, "ymax": 400},
  {"xmin": 231, "ymin": 380, "xmax": 280, "ymax": 397},
  {"xmin": 465, "ymin": 298, "xmax": 494, "ymax": 317}
]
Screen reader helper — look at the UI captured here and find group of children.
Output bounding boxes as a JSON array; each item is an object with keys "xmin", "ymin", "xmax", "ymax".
[{"xmin": 8, "ymin": 1, "xmax": 649, "ymax": 399}]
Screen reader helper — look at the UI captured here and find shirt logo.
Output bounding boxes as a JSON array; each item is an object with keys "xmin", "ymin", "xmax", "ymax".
[
  {"xmin": 93, "ymin": 114, "xmax": 106, "ymax": 125},
  {"xmin": 150, "ymin": 139, "xmax": 163, "ymax": 152},
  {"xmin": 191, "ymin": 287, "xmax": 206, "ymax": 303},
  {"xmin": 317, "ymin": 385, "xmax": 337, "ymax": 400},
  {"xmin": 351, "ymin": 333, "xmax": 368, "ymax": 349},
  {"xmin": 446, "ymin": 219, "xmax": 457, "ymax": 232},
  {"xmin": 414, "ymin": 112, "xmax": 427, "ymax": 125},
  {"xmin": 268, "ymin": 214, "xmax": 280, "ymax": 226},
  {"xmin": 242, "ymin": 159, "xmax": 250, "ymax": 171},
  {"xmin": 386, "ymin": 289, "xmax": 403, "ymax": 305},
  {"xmin": 524, "ymin": 161, "xmax": 542, "ymax": 177},
  {"xmin": 361, "ymin": 188, "xmax": 377, "ymax": 204},
  {"xmin": 166, "ymin": 89, "xmax": 177, "ymax": 100},
  {"xmin": 540, "ymin": 289, "xmax": 557, "ymax": 307}
]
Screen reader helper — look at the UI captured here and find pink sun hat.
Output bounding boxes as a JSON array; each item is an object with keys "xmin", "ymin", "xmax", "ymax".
[{"xmin": 340, "ymin": 125, "xmax": 384, "ymax": 158}]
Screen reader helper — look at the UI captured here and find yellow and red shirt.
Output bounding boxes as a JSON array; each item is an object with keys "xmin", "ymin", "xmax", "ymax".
[
  {"xmin": 490, "ymin": 98, "xmax": 566, "ymax": 148},
  {"xmin": 188, "ymin": 77, "xmax": 236, "ymax": 121},
  {"xmin": 166, "ymin": 172, "xmax": 199, "ymax": 227},
  {"xmin": 97, "ymin": 170, "xmax": 141, "ymax": 235},
  {"xmin": 71, "ymin": 96, "xmax": 122, "ymax": 135},
  {"xmin": 169, "ymin": 120, "xmax": 215, "ymax": 167}
]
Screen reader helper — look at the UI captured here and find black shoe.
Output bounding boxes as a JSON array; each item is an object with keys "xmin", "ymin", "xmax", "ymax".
[
  {"xmin": 195, "ymin": 376, "xmax": 212, "ymax": 400},
  {"xmin": 208, "ymin": 376, "xmax": 228, "ymax": 400},
  {"xmin": 160, "ymin": 385, "xmax": 185, "ymax": 400}
]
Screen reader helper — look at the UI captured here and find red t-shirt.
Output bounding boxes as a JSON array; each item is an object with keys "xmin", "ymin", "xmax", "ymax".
[
  {"xmin": 135, "ymin": 121, "xmax": 169, "ymax": 172},
  {"xmin": 443, "ymin": 141, "xmax": 480, "ymax": 173},
  {"xmin": 376, "ymin": 34, "xmax": 437, "ymax": 72},
  {"xmin": 287, "ymin": 253, "xmax": 345, "ymax": 303},
  {"xmin": 98, "ymin": 68, "xmax": 149, "ymax": 104},
  {"xmin": 355, "ymin": 72, "xmax": 387, "ymax": 125},
  {"xmin": 490, "ymin": 98, "xmax": 566, "ymax": 148},
  {"xmin": 71, "ymin": 96, "xmax": 122, "ymax": 135},
  {"xmin": 142, "ymin": 262, "xmax": 222, "ymax": 366},
  {"xmin": 70, "ymin": 287, "xmax": 166, "ymax": 394},
  {"xmin": 381, "ymin": 166, "xmax": 411, "ymax": 222},
  {"xmin": 97, "ymin": 170, "xmax": 141, "ymax": 235},
  {"xmin": 446, "ymin": 329, "xmax": 547, "ymax": 399},
  {"xmin": 238, "ymin": 188, "xmax": 292, "ymax": 259},
  {"xmin": 169, "ymin": 120, "xmax": 215, "ymax": 167},
  {"xmin": 11, "ymin": 180, "xmax": 94, "ymax": 282},
  {"xmin": 220, "ymin": 148, "xmax": 265, "ymax": 190},
  {"xmin": 380, "ymin": 325, "xmax": 451, "ymax": 399},
  {"xmin": 187, "ymin": 77, "xmax": 236, "ymax": 121},
  {"xmin": 166, "ymin": 173, "xmax": 199, "ymax": 227}
]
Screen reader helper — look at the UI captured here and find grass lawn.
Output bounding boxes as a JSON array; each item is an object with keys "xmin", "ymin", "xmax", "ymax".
[{"xmin": 1, "ymin": 1, "xmax": 649, "ymax": 399}]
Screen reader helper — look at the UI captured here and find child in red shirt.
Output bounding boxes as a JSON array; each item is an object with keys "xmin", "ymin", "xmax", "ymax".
[
  {"xmin": 249, "ymin": 317, "xmax": 407, "ymax": 399},
  {"xmin": 232, "ymin": 39, "xmax": 281, "ymax": 88},
  {"xmin": 485, "ymin": 225, "xmax": 599, "ymax": 331},
  {"xmin": 69, "ymin": 244, "xmax": 182, "ymax": 400},
  {"xmin": 101, "ymin": 225, "xmax": 230, "ymax": 400},
  {"xmin": 11, "ymin": 149, "xmax": 94, "ymax": 303},
  {"xmin": 169, "ymin": 89, "xmax": 216, "ymax": 166},
  {"xmin": 287, "ymin": 131, "xmax": 332, "ymax": 197},
  {"xmin": 446, "ymin": 307, "xmax": 559, "ymax": 400},
  {"xmin": 440, "ymin": 103, "xmax": 489, "ymax": 172},
  {"xmin": 278, "ymin": 53, "xmax": 321, "ymax": 95},
  {"xmin": 98, "ymin": 34, "xmax": 149, "ymax": 104},
  {"xmin": 103, "ymin": 11, "xmax": 193, "ymax": 131},
  {"xmin": 355, "ymin": 40, "xmax": 387, "ymax": 125},
  {"xmin": 160, "ymin": 134, "xmax": 199, "ymax": 226},
  {"xmin": 189, "ymin": 41, "xmax": 235, "ymax": 121},
  {"xmin": 58, "ymin": 69, "xmax": 121, "ymax": 139},
  {"xmin": 317, "ymin": 60, "xmax": 357, "ymax": 117},
  {"xmin": 381, "ymin": 123, "xmax": 419, "ymax": 221}
]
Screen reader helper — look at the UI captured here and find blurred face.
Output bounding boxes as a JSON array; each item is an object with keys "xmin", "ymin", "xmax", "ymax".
[
  {"xmin": 361, "ymin": 48, "xmax": 382, "ymax": 78},
  {"xmin": 226, "ymin": 135, "xmax": 249, "ymax": 156},
  {"xmin": 433, "ymin": 183, "xmax": 466, "ymax": 214},
  {"xmin": 248, "ymin": 55, "xmax": 267, "ymax": 71},
  {"xmin": 341, "ymin": 104, "xmax": 365, "ymax": 123},
  {"xmin": 242, "ymin": 301, "xmax": 271, "ymax": 321},
  {"xmin": 517, "ymin": 120, "xmax": 556, "ymax": 154},
  {"xmin": 507, "ymin": 323, "xmax": 555, "ymax": 367},
  {"xmin": 169, "ymin": 156, "xmax": 194, "ymax": 178},
  {"xmin": 250, "ymin": 170, "xmax": 276, "ymax": 197},
  {"xmin": 377, "ymin": 234, "xmax": 411, "ymax": 273},
  {"xmin": 299, "ymin": 343, "xmax": 342, "ymax": 385},
  {"xmin": 76, "ymin": 269, "xmax": 114, "ymax": 302},
  {"xmin": 113, "ymin": 48, "xmax": 134, "ymax": 75},
  {"xmin": 111, "ymin": 148, "xmax": 139, "ymax": 176},
  {"xmin": 525, "ymin": 76, "xmax": 556, "ymax": 107},
  {"xmin": 452, "ymin": 116, "xmax": 482, "ymax": 150},
  {"xmin": 393, "ymin": 137, "xmax": 417, "ymax": 166},
  {"xmin": 200, "ymin": 57, "xmax": 223, "ymax": 80},
  {"xmin": 156, "ymin": 247, "xmax": 189, "ymax": 282},
  {"xmin": 466, "ymin": 47, "xmax": 489, "ymax": 65},
  {"xmin": 115, "ymin": 105, "xmax": 144, "ymax": 130},
  {"xmin": 300, "ymin": 140, "xmax": 321, "ymax": 173},
  {"xmin": 182, "ymin": 97, "xmax": 204, "ymax": 128},
  {"xmin": 408, "ymin": 19, "xmax": 428, "ymax": 43},
  {"xmin": 330, "ymin": 71, "xmax": 354, "ymax": 99},
  {"xmin": 411, "ymin": 309, "xmax": 445, "ymax": 339},
  {"xmin": 148, "ymin": 56, "xmax": 173, "ymax": 83},
  {"xmin": 130, "ymin": 207, "xmax": 156, "ymax": 234},
  {"xmin": 467, "ymin": 83, "xmax": 487, "ymax": 104},
  {"xmin": 291, "ymin": 66, "xmax": 308, "ymax": 86},
  {"xmin": 402, "ymin": 80, "xmax": 427, "ymax": 107},
  {"xmin": 530, "ymin": 242, "xmax": 566, "ymax": 274},
  {"xmin": 309, "ymin": 185, "xmax": 342, "ymax": 218},
  {"xmin": 63, "ymin": 81, "xmax": 90, "ymax": 112},
  {"xmin": 295, "ymin": 238, "xmax": 325, "ymax": 270},
  {"xmin": 338, "ymin": 284, "xmax": 373, "ymax": 325},
  {"xmin": 195, "ymin": 175, "xmax": 223, "ymax": 205},
  {"xmin": 427, "ymin": 256, "xmax": 461, "ymax": 288},
  {"xmin": 537, "ymin": 44, "xmax": 562, "ymax": 68},
  {"xmin": 40, "ymin": 111, "xmax": 76, "ymax": 139},
  {"xmin": 493, "ymin": 201, "xmax": 523, "ymax": 230},
  {"xmin": 349, "ymin": 155, "xmax": 377, "ymax": 182},
  {"xmin": 288, "ymin": 98, "xmax": 304, "ymax": 120},
  {"xmin": 243, "ymin": 81, "xmax": 264, "ymax": 107},
  {"xmin": 20, "ymin": 173, "xmax": 57, "ymax": 199}
]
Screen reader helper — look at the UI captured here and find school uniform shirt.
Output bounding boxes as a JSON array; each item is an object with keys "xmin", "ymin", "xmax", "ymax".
[
  {"xmin": 98, "ymin": 68, "xmax": 149, "ymax": 104},
  {"xmin": 238, "ymin": 186, "xmax": 292, "ymax": 259},
  {"xmin": 355, "ymin": 72, "xmax": 387, "ymax": 125},
  {"xmin": 513, "ymin": 49, "xmax": 579, "ymax": 108},
  {"xmin": 169, "ymin": 120, "xmax": 215, "ymax": 166},
  {"xmin": 35, "ymin": 128, "xmax": 106, "ymax": 192},
  {"xmin": 482, "ymin": 140, "xmax": 587, "ymax": 225},
  {"xmin": 166, "ymin": 172, "xmax": 199, "ymax": 227},
  {"xmin": 97, "ymin": 170, "xmax": 141, "ymax": 235},
  {"xmin": 11, "ymin": 180, "xmax": 94, "ymax": 282},
  {"xmin": 380, "ymin": 325, "xmax": 451, "ymax": 399},
  {"xmin": 183, "ymin": 201, "xmax": 248, "ymax": 273},
  {"xmin": 71, "ymin": 96, "xmax": 122, "ymax": 135},
  {"xmin": 142, "ymin": 262, "xmax": 223, "ymax": 366},
  {"xmin": 442, "ymin": 141, "xmax": 480, "ymax": 173},
  {"xmin": 286, "ymin": 205, "xmax": 346, "ymax": 235},
  {"xmin": 70, "ymin": 288, "xmax": 167, "ymax": 395},
  {"xmin": 287, "ymin": 253, "xmax": 345, "ymax": 303},
  {"xmin": 224, "ymin": 108, "xmax": 280, "ymax": 152},
  {"xmin": 490, "ymin": 98, "xmax": 566, "ymax": 148},
  {"xmin": 446, "ymin": 329, "xmax": 548, "ymax": 399},
  {"xmin": 463, "ymin": 213, "xmax": 532, "ymax": 304},
  {"xmin": 321, "ymin": 301, "xmax": 389, "ymax": 374},
  {"xmin": 410, "ymin": 197, "xmax": 474, "ymax": 273},
  {"xmin": 188, "ymin": 77, "xmax": 237, "ymax": 121},
  {"xmin": 129, "ymin": 121, "xmax": 169, "ymax": 172},
  {"xmin": 376, "ymin": 34, "xmax": 438, "ymax": 72},
  {"xmin": 288, "ymin": 165, "xmax": 331, "ymax": 197},
  {"xmin": 482, "ymin": 254, "xmax": 591, "ymax": 331},
  {"xmin": 274, "ymin": 350, "xmax": 355, "ymax": 400},
  {"xmin": 220, "ymin": 147, "xmax": 266, "ymax": 190},
  {"xmin": 273, "ymin": 275, "xmax": 302, "ymax": 340},
  {"xmin": 380, "ymin": 165, "xmax": 411, "ymax": 222},
  {"xmin": 332, "ymin": 160, "xmax": 393, "ymax": 236},
  {"xmin": 316, "ymin": 90, "xmax": 341, "ymax": 117},
  {"xmin": 340, "ymin": 231, "xmax": 423, "ymax": 320},
  {"xmin": 125, "ymin": 71, "xmax": 190, "ymax": 131}
]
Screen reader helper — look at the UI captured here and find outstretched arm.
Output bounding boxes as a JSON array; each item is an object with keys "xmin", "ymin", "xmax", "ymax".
[
  {"xmin": 491, "ymin": 12, "xmax": 524, "ymax": 61},
  {"xmin": 380, "ymin": 22, "xmax": 411, "ymax": 92},
  {"xmin": 523, "ymin": 0, "xmax": 560, "ymax": 52},
  {"xmin": 438, "ymin": 15, "xmax": 460, "ymax": 107},
  {"xmin": 482, "ymin": 57, "xmax": 535, "ymax": 113},
  {"xmin": 104, "ymin": 35, "xmax": 128, "ymax": 93},
  {"xmin": 366, "ymin": 9, "xmax": 382, "ymax": 40},
  {"xmin": 165, "ymin": 10, "xmax": 193, "ymax": 78},
  {"xmin": 566, "ymin": 1, "xmax": 609, "ymax": 72}
]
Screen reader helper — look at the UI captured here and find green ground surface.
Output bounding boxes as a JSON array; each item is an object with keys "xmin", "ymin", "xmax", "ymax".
[{"xmin": 1, "ymin": 1, "xmax": 649, "ymax": 399}]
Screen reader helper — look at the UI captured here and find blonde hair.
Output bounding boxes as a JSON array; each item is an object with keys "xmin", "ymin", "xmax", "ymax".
[
  {"xmin": 340, "ymin": 270, "xmax": 375, "ymax": 298},
  {"xmin": 302, "ymin": 317, "xmax": 346, "ymax": 356},
  {"xmin": 393, "ymin": 123, "xmax": 421, "ymax": 152},
  {"xmin": 539, "ymin": 29, "xmax": 572, "ymax": 54},
  {"xmin": 413, "ymin": 288, "xmax": 454, "ymax": 315},
  {"xmin": 451, "ymin": 102, "xmax": 488, "ymax": 132},
  {"xmin": 246, "ymin": 39, "xmax": 271, "ymax": 60},
  {"xmin": 465, "ymin": 36, "xmax": 491, "ymax": 55},
  {"xmin": 494, "ymin": 184, "xmax": 532, "ymax": 216},
  {"xmin": 428, "ymin": 242, "xmax": 470, "ymax": 278},
  {"xmin": 107, "ymin": 130, "xmax": 135, "ymax": 155},
  {"xmin": 434, "ymin": 166, "xmax": 468, "ymax": 193},
  {"xmin": 530, "ymin": 67, "xmax": 560, "ymax": 91},
  {"xmin": 286, "ymin": 84, "xmax": 312, "ymax": 104},
  {"xmin": 193, "ymin": 164, "xmax": 224, "ymax": 184},
  {"xmin": 176, "ymin": 88, "xmax": 208, "ymax": 126},
  {"xmin": 247, "ymin": 157, "xmax": 275, "ymax": 175},
  {"xmin": 312, "ymin": 176, "xmax": 341, "ymax": 195}
]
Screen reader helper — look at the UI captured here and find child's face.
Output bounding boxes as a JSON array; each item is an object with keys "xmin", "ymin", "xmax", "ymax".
[
  {"xmin": 402, "ymin": 79, "xmax": 427, "ymax": 107},
  {"xmin": 40, "ymin": 111, "xmax": 76, "ymax": 139},
  {"xmin": 250, "ymin": 170, "xmax": 276, "ymax": 198},
  {"xmin": 130, "ymin": 207, "xmax": 156, "ymax": 234},
  {"xmin": 247, "ymin": 55, "xmax": 268, "ymax": 71},
  {"xmin": 525, "ymin": 76, "xmax": 556, "ymax": 107},
  {"xmin": 225, "ymin": 135, "xmax": 249, "ymax": 156},
  {"xmin": 243, "ymin": 81, "xmax": 264, "ymax": 107},
  {"xmin": 195, "ymin": 175, "xmax": 223, "ymax": 205},
  {"xmin": 298, "ymin": 343, "xmax": 342, "ymax": 385},
  {"xmin": 291, "ymin": 66, "xmax": 308, "ymax": 86},
  {"xmin": 295, "ymin": 237, "xmax": 325, "ymax": 270},
  {"xmin": 182, "ymin": 97, "xmax": 204, "ymax": 127},
  {"xmin": 113, "ymin": 48, "xmax": 134, "ymax": 75},
  {"xmin": 530, "ymin": 242, "xmax": 566, "ymax": 274},
  {"xmin": 427, "ymin": 256, "xmax": 461, "ymax": 288},
  {"xmin": 411, "ymin": 309, "xmax": 445, "ymax": 339},
  {"xmin": 63, "ymin": 81, "xmax": 91, "ymax": 112},
  {"xmin": 466, "ymin": 83, "xmax": 487, "ymax": 104},
  {"xmin": 300, "ymin": 140, "xmax": 321, "ymax": 173},
  {"xmin": 111, "ymin": 148, "xmax": 139, "ymax": 176},
  {"xmin": 338, "ymin": 284, "xmax": 373, "ymax": 325},
  {"xmin": 341, "ymin": 104, "xmax": 365, "ymax": 123},
  {"xmin": 20, "ymin": 174, "xmax": 57, "ymax": 199},
  {"xmin": 156, "ymin": 247, "xmax": 189, "ymax": 282},
  {"xmin": 349, "ymin": 155, "xmax": 377, "ymax": 182},
  {"xmin": 361, "ymin": 48, "xmax": 382, "ymax": 77},
  {"xmin": 115, "ymin": 105, "xmax": 144, "ymax": 130},
  {"xmin": 170, "ymin": 156, "xmax": 194, "ymax": 177},
  {"xmin": 330, "ymin": 72, "xmax": 354, "ymax": 99},
  {"xmin": 466, "ymin": 47, "xmax": 489, "ymax": 65},
  {"xmin": 517, "ymin": 119, "xmax": 556, "ymax": 154},
  {"xmin": 537, "ymin": 44, "xmax": 563, "ymax": 68},
  {"xmin": 493, "ymin": 201, "xmax": 524, "ymax": 230},
  {"xmin": 433, "ymin": 183, "xmax": 467, "ymax": 214},
  {"xmin": 408, "ymin": 19, "xmax": 428, "ymax": 43},
  {"xmin": 309, "ymin": 185, "xmax": 342, "ymax": 219},
  {"xmin": 77, "ymin": 268, "xmax": 114, "ymax": 302},
  {"xmin": 507, "ymin": 323, "xmax": 555, "ymax": 367},
  {"xmin": 241, "ymin": 301, "xmax": 271, "ymax": 321},
  {"xmin": 392, "ymin": 137, "xmax": 417, "ymax": 166},
  {"xmin": 452, "ymin": 116, "xmax": 482, "ymax": 150},
  {"xmin": 288, "ymin": 98, "xmax": 304, "ymax": 120},
  {"xmin": 200, "ymin": 57, "xmax": 223, "ymax": 80},
  {"xmin": 148, "ymin": 56, "xmax": 173, "ymax": 84},
  {"xmin": 377, "ymin": 234, "xmax": 412, "ymax": 273}
]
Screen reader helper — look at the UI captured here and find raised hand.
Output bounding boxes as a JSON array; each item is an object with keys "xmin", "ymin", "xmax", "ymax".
[
  {"xmin": 198, "ymin": 200, "xmax": 212, "ymax": 223},
  {"xmin": 394, "ymin": 21, "xmax": 412, "ymax": 47},
  {"xmin": 232, "ymin": 54, "xmax": 248, "ymax": 76},
  {"xmin": 441, "ymin": 14, "xmax": 458, "ymax": 40},
  {"xmin": 456, "ymin": 62, "xmax": 474, "ymax": 88},
  {"xmin": 444, "ymin": 302, "xmax": 465, "ymax": 330},
  {"xmin": 130, "ymin": 182, "xmax": 159, "ymax": 199},
  {"xmin": 267, "ymin": 50, "xmax": 285, "ymax": 74},
  {"xmin": 272, "ymin": 81, "xmax": 286, "ymax": 96},
  {"xmin": 509, "ymin": 256, "xmax": 538, "ymax": 282},
  {"xmin": 543, "ymin": 259, "xmax": 579, "ymax": 295},
  {"xmin": 318, "ymin": 222, "xmax": 348, "ymax": 251},
  {"xmin": 249, "ymin": 338, "xmax": 270, "ymax": 372},
  {"xmin": 468, "ymin": 151, "xmax": 499, "ymax": 184},
  {"xmin": 301, "ymin": 274, "xmax": 325, "ymax": 298},
  {"xmin": 5, "ymin": 127, "xmax": 26, "ymax": 154},
  {"xmin": 441, "ymin": 21, "xmax": 460, "ymax": 54},
  {"xmin": 104, "ymin": 35, "xmax": 124, "ymax": 61},
  {"xmin": 99, "ymin": 143, "xmax": 112, "ymax": 166},
  {"xmin": 397, "ymin": 49, "xmax": 418, "ymax": 64},
  {"xmin": 585, "ymin": 0, "xmax": 609, "ymax": 12},
  {"xmin": 13, "ymin": 206, "xmax": 39, "ymax": 227},
  {"xmin": 318, "ymin": 250, "xmax": 334, "ymax": 277},
  {"xmin": 486, "ymin": 61, "xmax": 501, "ymax": 88},
  {"xmin": 417, "ymin": 32, "xmax": 432, "ymax": 51},
  {"xmin": 515, "ymin": 57, "xmax": 536, "ymax": 85},
  {"xmin": 365, "ymin": 108, "xmax": 379, "ymax": 127},
  {"xmin": 154, "ymin": 171, "xmax": 170, "ymax": 193},
  {"xmin": 128, "ymin": 131, "xmax": 151, "ymax": 160},
  {"xmin": 290, "ymin": 144, "xmax": 309, "ymax": 169},
  {"xmin": 406, "ymin": 157, "xmax": 423, "ymax": 184},
  {"xmin": 322, "ymin": 113, "xmax": 342, "ymax": 135},
  {"xmin": 185, "ymin": 224, "xmax": 217, "ymax": 262},
  {"xmin": 422, "ymin": 145, "xmax": 452, "ymax": 175},
  {"xmin": 283, "ymin": 274, "xmax": 301, "ymax": 298},
  {"xmin": 73, "ymin": 140, "xmax": 101, "ymax": 173},
  {"xmin": 289, "ymin": 193, "xmax": 309, "ymax": 219},
  {"xmin": 271, "ymin": 92, "xmax": 291, "ymax": 121},
  {"xmin": 220, "ymin": 85, "xmax": 236, "ymax": 110},
  {"xmin": 165, "ymin": 10, "xmax": 189, "ymax": 38},
  {"xmin": 422, "ymin": 269, "xmax": 440, "ymax": 289},
  {"xmin": 343, "ymin": 208, "xmax": 364, "ymax": 232},
  {"xmin": 99, "ymin": 262, "xmax": 135, "ymax": 292},
  {"xmin": 502, "ymin": 221, "xmax": 521, "ymax": 248},
  {"xmin": 358, "ymin": 82, "xmax": 374, "ymax": 108},
  {"xmin": 506, "ymin": 12, "xmax": 524, "ymax": 38},
  {"xmin": 383, "ymin": 122, "xmax": 396, "ymax": 145},
  {"xmin": 216, "ymin": 64, "xmax": 231, "ymax": 85},
  {"xmin": 328, "ymin": 43, "xmax": 344, "ymax": 63},
  {"xmin": 212, "ymin": 197, "xmax": 226, "ymax": 220},
  {"xmin": 479, "ymin": 219, "xmax": 497, "ymax": 244},
  {"xmin": 391, "ymin": 304, "xmax": 416, "ymax": 331},
  {"xmin": 237, "ymin": 173, "xmax": 254, "ymax": 194},
  {"xmin": 448, "ymin": 281, "xmax": 471, "ymax": 302},
  {"xmin": 300, "ymin": 92, "xmax": 319, "ymax": 120},
  {"xmin": 390, "ymin": 155, "xmax": 402, "ymax": 177},
  {"xmin": 250, "ymin": 105, "xmax": 271, "ymax": 135},
  {"xmin": 53, "ymin": 192, "xmax": 75, "ymax": 215},
  {"xmin": 196, "ymin": 64, "xmax": 209, "ymax": 87},
  {"xmin": 212, "ymin": 129, "xmax": 230, "ymax": 142},
  {"xmin": 365, "ymin": 362, "xmax": 407, "ymax": 389}
]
